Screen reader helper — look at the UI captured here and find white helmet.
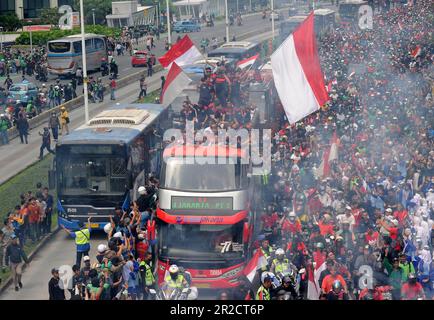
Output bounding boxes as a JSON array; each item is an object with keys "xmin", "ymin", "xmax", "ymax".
[
  {"xmin": 103, "ymin": 223, "xmax": 112, "ymax": 234},
  {"xmin": 288, "ymin": 211, "xmax": 296, "ymax": 218},
  {"xmin": 275, "ymin": 248, "xmax": 285, "ymax": 256},
  {"xmin": 113, "ymin": 231, "xmax": 122, "ymax": 238},
  {"xmin": 261, "ymin": 271, "xmax": 275, "ymax": 284},
  {"xmin": 169, "ymin": 264, "xmax": 179, "ymax": 274},
  {"xmin": 97, "ymin": 244, "xmax": 107, "ymax": 253},
  {"xmin": 138, "ymin": 186, "xmax": 146, "ymax": 195}
]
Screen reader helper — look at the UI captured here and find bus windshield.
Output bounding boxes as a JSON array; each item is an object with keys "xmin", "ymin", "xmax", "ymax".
[
  {"xmin": 57, "ymin": 145, "xmax": 128, "ymax": 196},
  {"xmin": 159, "ymin": 222, "xmax": 244, "ymax": 260},
  {"xmin": 160, "ymin": 157, "xmax": 246, "ymax": 191},
  {"xmin": 48, "ymin": 42, "xmax": 71, "ymax": 53}
]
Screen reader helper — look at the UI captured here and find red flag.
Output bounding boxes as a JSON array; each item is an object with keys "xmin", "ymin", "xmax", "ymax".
[
  {"xmin": 243, "ymin": 249, "xmax": 268, "ymax": 283},
  {"xmin": 410, "ymin": 45, "xmax": 421, "ymax": 58},
  {"xmin": 158, "ymin": 35, "xmax": 202, "ymax": 68},
  {"xmin": 307, "ymin": 250, "xmax": 327, "ymax": 300},
  {"xmin": 160, "ymin": 62, "xmax": 192, "ymax": 105}
]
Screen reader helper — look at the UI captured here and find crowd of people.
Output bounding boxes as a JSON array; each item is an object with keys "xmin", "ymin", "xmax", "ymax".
[{"xmin": 0, "ymin": 183, "xmax": 54, "ymax": 290}]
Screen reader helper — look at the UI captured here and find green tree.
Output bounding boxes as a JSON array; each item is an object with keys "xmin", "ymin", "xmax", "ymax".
[
  {"xmin": 0, "ymin": 14, "xmax": 22, "ymax": 32},
  {"xmin": 38, "ymin": 7, "xmax": 62, "ymax": 26},
  {"xmin": 73, "ymin": 0, "xmax": 113, "ymax": 25}
]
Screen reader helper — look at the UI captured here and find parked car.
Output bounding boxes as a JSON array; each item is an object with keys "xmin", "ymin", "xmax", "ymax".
[
  {"xmin": 173, "ymin": 20, "xmax": 201, "ymax": 33},
  {"xmin": 131, "ymin": 51, "xmax": 148, "ymax": 67},
  {"xmin": 269, "ymin": 12, "xmax": 283, "ymax": 21},
  {"xmin": 6, "ymin": 81, "xmax": 38, "ymax": 105}
]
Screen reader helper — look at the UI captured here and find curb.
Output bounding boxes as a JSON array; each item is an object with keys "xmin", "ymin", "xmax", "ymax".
[{"xmin": 0, "ymin": 227, "xmax": 60, "ymax": 296}]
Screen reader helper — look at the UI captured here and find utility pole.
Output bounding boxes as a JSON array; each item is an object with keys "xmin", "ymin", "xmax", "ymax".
[
  {"xmin": 92, "ymin": 9, "xmax": 96, "ymax": 25},
  {"xmin": 80, "ymin": 0, "xmax": 89, "ymax": 123},
  {"xmin": 166, "ymin": 0, "xmax": 171, "ymax": 45},
  {"xmin": 225, "ymin": 0, "xmax": 229, "ymax": 43},
  {"xmin": 271, "ymin": 0, "xmax": 275, "ymax": 39}
]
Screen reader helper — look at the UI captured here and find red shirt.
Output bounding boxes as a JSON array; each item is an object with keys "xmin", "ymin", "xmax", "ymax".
[
  {"xmin": 389, "ymin": 227, "xmax": 398, "ymax": 240},
  {"xmin": 261, "ymin": 213, "xmax": 279, "ymax": 229},
  {"xmin": 401, "ymin": 282, "xmax": 424, "ymax": 300},
  {"xmin": 136, "ymin": 241, "xmax": 149, "ymax": 261},
  {"xmin": 110, "ymin": 80, "xmax": 116, "ymax": 89},
  {"xmin": 27, "ymin": 203, "xmax": 41, "ymax": 224},
  {"xmin": 394, "ymin": 210, "xmax": 408, "ymax": 226},
  {"xmin": 282, "ymin": 219, "xmax": 302, "ymax": 235},
  {"xmin": 365, "ymin": 231, "xmax": 379, "ymax": 244},
  {"xmin": 319, "ymin": 221, "xmax": 335, "ymax": 236}
]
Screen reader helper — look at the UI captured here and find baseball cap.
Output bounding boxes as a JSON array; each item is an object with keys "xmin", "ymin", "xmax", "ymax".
[{"xmin": 51, "ymin": 267, "xmax": 59, "ymax": 273}]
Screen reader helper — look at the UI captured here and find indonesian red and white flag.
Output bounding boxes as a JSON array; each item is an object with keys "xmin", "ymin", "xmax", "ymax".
[
  {"xmin": 411, "ymin": 45, "xmax": 421, "ymax": 58},
  {"xmin": 315, "ymin": 132, "xmax": 339, "ymax": 178},
  {"xmin": 271, "ymin": 13, "xmax": 328, "ymax": 124},
  {"xmin": 237, "ymin": 54, "xmax": 259, "ymax": 69},
  {"xmin": 243, "ymin": 249, "xmax": 268, "ymax": 283},
  {"xmin": 160, "ymin": 62, "xmax": 192, "ymax": 105},
  {"xmin": 307, "ymin": 250, "xmax": 327, "ymax": 300},
  {"xmin": 158, "ymin": 35, "xmax": 202, "ymax": 69}
]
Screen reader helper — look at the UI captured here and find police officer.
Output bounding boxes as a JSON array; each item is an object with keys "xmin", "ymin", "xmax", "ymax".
[
  {"xmin": 270, "ymin": 248, "xmax": 291, "ymax": 275},
  {"xmin": 259, "ymin": 237, "xmax": 273, "ymax": 271},
  {"xmin": 164, "ymin": 264, "xmax": 188, "ymax": 290},
  {"xmin": 61, "ymin": 217, "xmax": 92, "ymax": 267},
  {"xmin": 256, "ymin": 272, "xmax": 274, "ymax": 300},
  {"xmin": 139, "ymin": 252, "xmax": 155, "ymax": 300}
]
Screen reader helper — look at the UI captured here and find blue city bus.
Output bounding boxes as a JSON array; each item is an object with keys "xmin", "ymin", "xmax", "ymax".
[{"xmin": 49, "ymin": 103, "xmax": 169, "ymax": 230}]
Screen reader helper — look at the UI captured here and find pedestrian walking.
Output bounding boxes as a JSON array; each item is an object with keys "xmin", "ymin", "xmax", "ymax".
[
  {"xmin": 41, "ymin": 187, "xmax": 53, "ymax": 235},
  {"xmin": 16, "ymin": 114, "xmax": 29, "ymax": 144},
  {"xmin": 5, "ymin": 235, "xmax": 29, "ymax": 291},
  {"xmin": 110, "ymin": 77, "xmax": 117, "ymax": 100},
  {"xmin": 160, "ymin": 76, "xmax": 166, "ymax": 90},
  {"xmin": 48, "ymin": 112, "xmax": 60, "ymax": 142},
  {"xmin": 147, "ymin": 57, "xmax": 154, "ymax": 77},
  {"xmin": 139, "ymin": 76, "xmax": 147, "ymax": 99},
  {"xmin": 48, "ymin": 267, "xmax": 65, "ymax": 300},
  {"xmin": 39, "ymin": 127, "xmax": 55, "ymax": 160},
  {"xmin": 60, "ymin": 106, "xmax": 70, "ymax": 135},
  {"xmin": 61, "ymin": 217, "xmax": 92, "ymax": 267}
]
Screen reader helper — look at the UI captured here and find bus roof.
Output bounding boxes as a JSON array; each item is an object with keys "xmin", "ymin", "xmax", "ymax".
[
  {"xmin": 339, "ymin": 0, "xmax": 367, "ymax": 4},
  {"xmin": 314, "ymin": 9, "xmax": 335, "ymax": 15},
  {"xmin": 48, "ymin": 33, "xmax": 105, "ymax": 42},
  {"xmin": 59, "ymin": 103, "xmax": 167, "ymax": 145},
  {"xmin": 163, "ymin": 145, "xmax": 247, "ymax": 159},
  {"xmin": 208, "ymin": 41, "xmax": 259, "ymax": 55}
]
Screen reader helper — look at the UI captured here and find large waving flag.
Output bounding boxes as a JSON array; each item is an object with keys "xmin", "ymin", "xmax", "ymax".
[
  {"xmin": 160, "ymin": 62, "xmax": 192, "ymax": 105},
  {"xmin": 307, "ymin": 250, "xmax": 327, "ymax": 300},
  {"xmin": 243, "ymin": 249, "xmax": 268, "ymax": 283},
  {"xmin": 271, "ymin": 13, "xmax": 328, "ymax": 124},
  {"xmin": 158, "ymin": 35, "xmax": 203, "ymax": 69}
]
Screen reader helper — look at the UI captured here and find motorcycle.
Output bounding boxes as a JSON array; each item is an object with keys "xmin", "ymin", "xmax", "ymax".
[
  {"xmin": 101, "ymin": 62, "xmax": 109, "ymax": 76},
  {"xmin": 274, "ymin": 267, "xmax": 304, "ymax": 300},
  {"xmin": 149, "ymin": 286, "xmax": 198, "ymax": 300}
]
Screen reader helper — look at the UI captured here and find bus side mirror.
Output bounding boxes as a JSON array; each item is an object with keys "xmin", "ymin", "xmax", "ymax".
[
  {"xmin": 242, "ymin": 222, "xmax": 250, "ymax": 243},
  {"xmin": 48, "ymin": 170, "xmax": 55, "ymax": 189}
]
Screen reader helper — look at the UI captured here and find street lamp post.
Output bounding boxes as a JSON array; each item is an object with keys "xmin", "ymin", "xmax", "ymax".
[
  {"xmin": 225, "ymin": 0, "xmax": 229, "ymax": 43},
  {"xmin": 166, "ymin": 0, "xmax": 171, "ymax": 45},
  {"xmin": 79, "ymin": 0, "xmax": 89, "ymax": 123},
  {"xmin": 271, "ymin": 0, "xmax": 275, "ymax": 40},
  {"xmin": 92, "ymin": 9, "xmax": 96, "ymax": 25}
]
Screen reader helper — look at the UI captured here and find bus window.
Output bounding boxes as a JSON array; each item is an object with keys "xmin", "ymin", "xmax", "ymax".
[
  {"xmin": 85, "ymin": 39, "xmax": 95, "ymax": 50},
  {"xmin": 73, "ymin": 41, "xmax": 82, "ymax": 54},
  {"xmin": 95, "ymin": 38, "xmax": 105, "ymax": 50},
  {"xmin": 48, "ymin": 42, "xmax": 71, "ymax": 53}
]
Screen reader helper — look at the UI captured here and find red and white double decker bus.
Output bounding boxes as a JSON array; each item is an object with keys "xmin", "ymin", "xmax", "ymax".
[{"xmin": 156, "ymin": 145, "xmax": 258, "ymax": 290}]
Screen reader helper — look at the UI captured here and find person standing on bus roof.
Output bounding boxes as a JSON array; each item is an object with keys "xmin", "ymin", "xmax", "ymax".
[{"xmin": 61, "ymin": 217, "xmax": 92, "ymax": 267}]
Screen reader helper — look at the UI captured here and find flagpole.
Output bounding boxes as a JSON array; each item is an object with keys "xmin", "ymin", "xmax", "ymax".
[
  {"xmin": 79, "ymin": 0, "xmax": 89, "ymax": 123},
  {"xmin": 225, "ymin": 0, "xmax": 229, "ymax": 43},
  {"xmin": 271, "ymin": 0, "xmax": 275, "ymax": 40},
  {"xmin": 166, "ymin": 0, "xmax": 171, "ymax": 45}
]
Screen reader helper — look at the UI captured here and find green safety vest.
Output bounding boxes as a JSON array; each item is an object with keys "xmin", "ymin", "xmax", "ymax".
[
  {"xmin": 260, "ymin": 247, "xmax": 273, "ymax": 271},
  {"xmin": 272, "ymin": 258, "xmax": 289, "ymax": 274},
  {"xmin": 74, "ymin": 229, "xmax": 90, "ymax": 245},
  {"xmin": 140, "ymin": 261, "xmax": 155, "ymax": 286},
  {"xmin": 262, "ymin": 173, "xmax": 269, "ymax": 185},
  {"xmin": 164, "ymin": 274, "xmax": 185, "ymax": 289},
  {"xmin": 255, "ymin": 285, "xmax": 270, "ymax": 300}
]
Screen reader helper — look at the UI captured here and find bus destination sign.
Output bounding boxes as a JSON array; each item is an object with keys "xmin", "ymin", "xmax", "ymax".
[{"xmin": 171, "ymin": 196, "xmax": 233, "ymax": 211}]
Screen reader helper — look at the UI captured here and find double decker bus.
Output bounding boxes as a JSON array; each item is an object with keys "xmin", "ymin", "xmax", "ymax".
[
  {"xmin": 50, "ymin": 103, "xmax": 169, "ymax": 230},
  {"xmin": 156, "ymin": 145, "xmax": 259, "ymax": 290}
]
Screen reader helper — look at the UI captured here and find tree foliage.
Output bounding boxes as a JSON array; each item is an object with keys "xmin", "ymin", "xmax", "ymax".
[
  {"xmin": 15, "ymin": 25, "xmax": 121, "ymax": 46},
  {"xmin": 38, "ymin": 7, "xmax": 62, "ymax": 26},
  {"xmin": 0, "ymin": 14, "xmax": 23, "ymax": 32},
  {"xmin": 73, "ymin": 0, "xmax": 113, "ymax": 25}
]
